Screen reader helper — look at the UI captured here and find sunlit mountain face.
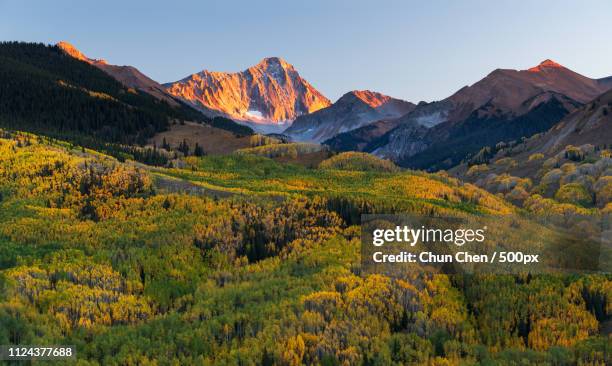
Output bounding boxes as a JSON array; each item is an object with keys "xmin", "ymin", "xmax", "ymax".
[{"xmin": 163, "ymin": 57, "xmax": 331, "ymax": 124}]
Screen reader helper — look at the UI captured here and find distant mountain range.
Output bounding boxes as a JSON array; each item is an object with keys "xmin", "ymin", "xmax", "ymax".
[
  {"xmin": 326, "ymin": 60, "xmax": 612, "ymax": 170},
  {"xmin": 284, "ymin": 90, "xmax": 414, "ymax": 142},
  {"xmin": 4, "ymin": 41, "xmax": 612, "ymax": 172},
  {"xmin": 164, "ymin": 57, "xmax": 331, "ymax": 125}
]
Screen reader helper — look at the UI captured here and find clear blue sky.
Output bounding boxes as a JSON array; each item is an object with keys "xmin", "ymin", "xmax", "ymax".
[{"xmin": 2, "ymin": 0, "xmax": 611, "ymax": 102}]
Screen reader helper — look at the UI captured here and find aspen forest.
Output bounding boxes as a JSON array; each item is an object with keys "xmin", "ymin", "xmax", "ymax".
[{"xmin": 0, "ymin": 131, "xmax": 609, "ymax": 365}]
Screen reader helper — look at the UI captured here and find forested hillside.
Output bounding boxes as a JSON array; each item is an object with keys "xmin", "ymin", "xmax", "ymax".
[
  {"xmin": 0, "ymin": 130, "xmax": 609, "ymax": 365},
  {"xmin": 0, "ymin": 42, "xmax": 252, "ymax": 161},
  {"xmin": 454, "ymin": 89, "xmax": 612, "ymax": 217},
  {"xmin": 398, "ymin": 95, "xmax": 582, "ymax": 171}
]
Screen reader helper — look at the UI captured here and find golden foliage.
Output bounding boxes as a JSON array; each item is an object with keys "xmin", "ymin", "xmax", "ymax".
[{"xmin": 319, "ymin": 152, "xmax": 399, "ymax": 173}]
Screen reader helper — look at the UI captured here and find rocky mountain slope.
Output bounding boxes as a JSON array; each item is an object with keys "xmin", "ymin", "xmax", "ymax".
[
  {"xmin": 284, "ymin": 90, "xmax": 414, "ymax": 142},
  {"xmin": 489, "ymin": 88, "xmax": 612, "ymax": 166},
  {"xmin": 451, "ymin": 88, "xmax": 612, "ymax": 209},
  {"xmin": 599, "ymin": 76, "xmax": 612, "ymax": 90},
  {"xmin": 371, "ymin": 60, "xmax": 612, "ymax": 169},
  {"xmin": 323, "ymin": 119, "xmax": 403, "ymax": 152},
  {"xmin": 57, "ymin": 41, "xmax": 180, "ymax": 107},
  {"xmin": 164, "ymin": 57, "xmax": 331, "ymax": 124}
]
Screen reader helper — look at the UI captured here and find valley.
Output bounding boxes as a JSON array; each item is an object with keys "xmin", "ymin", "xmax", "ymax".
[{"xmin": 148, "ymin": 121, "xmax": 252, "ymax": 155}]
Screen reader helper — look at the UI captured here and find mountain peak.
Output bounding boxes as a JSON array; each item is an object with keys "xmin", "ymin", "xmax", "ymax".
[
  {"xmin": 253, "ymin": 57, "xmax": 295, "ymax": 73},
  {"xmin": 165, "ymin": 57, "xmax": 330, "ymax": 123},
  {"xmin": 285, "ymin": 89, "xmax": 414, "ymax": 142},
  {"xmin": 56, "ymin": 41, "xmax": 107, "ymax": 65},
  {"xmin": 56, "ymin": 41, "xmax": 88, "ymax": 62},
  {"xmin": 527, "ymin": 59, "xmax": 564, "ymax": 72},
  {"xmin": 343, "ymin": 90, "xmax": 392, "ymax": 108},
  {"xmin": 259, "ymin": 56, "xmax": 286, "ymax": 64}
]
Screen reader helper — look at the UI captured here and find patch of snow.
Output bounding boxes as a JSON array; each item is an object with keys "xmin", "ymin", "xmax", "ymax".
[
  {"xmin": 240, "ymin": 120, "xmax": 292, "ymax": 134},
  {"xmin": 245, "ymin": 110, "xmax": 265, "ymax": 120},
  {"xmin": 415, "ymin": 112, "xmax": 446, "ymax": 127}
]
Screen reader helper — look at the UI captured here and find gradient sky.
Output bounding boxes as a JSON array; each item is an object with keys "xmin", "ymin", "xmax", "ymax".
[{"xmin": 2, "ymin": 0, "xmax": 611, "ymax": 102}]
